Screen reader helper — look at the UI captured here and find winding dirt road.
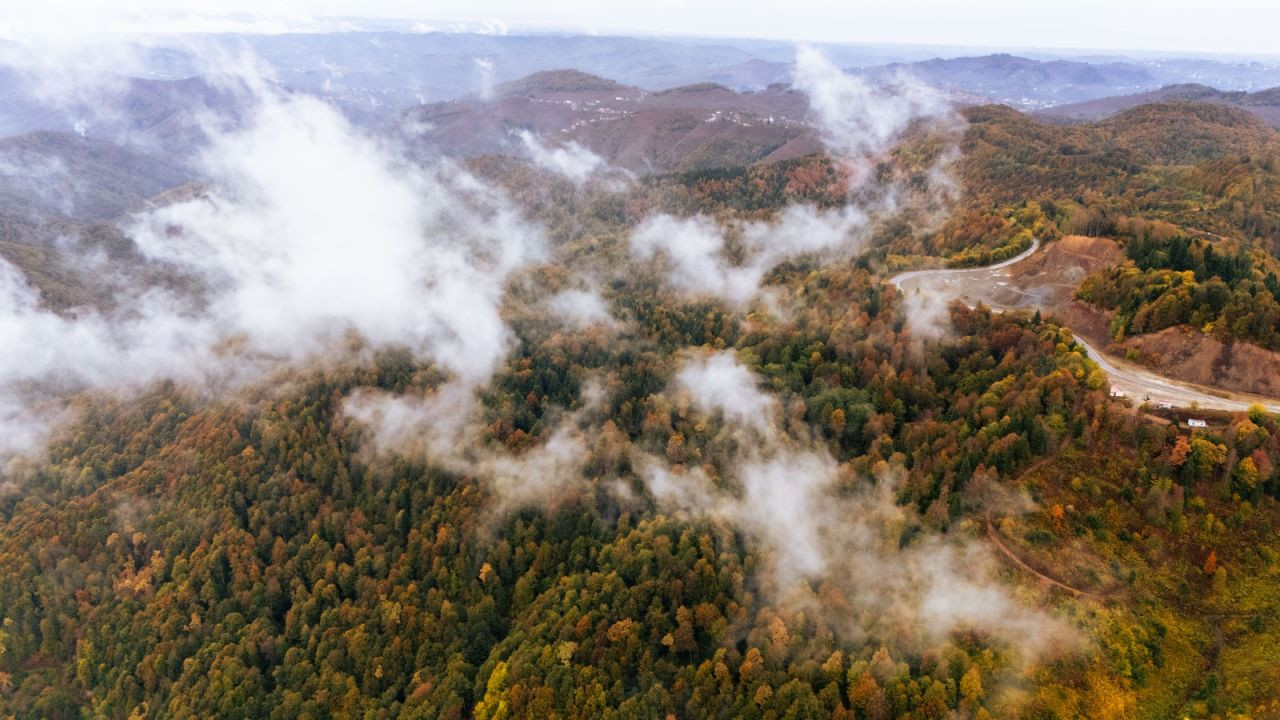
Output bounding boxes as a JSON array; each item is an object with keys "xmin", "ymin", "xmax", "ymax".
[
  {"xmin": 984, "ymin": 508, "xmax": 1098, "ymax": 598},
  {"xmin": 890, "ymin": 241, "xmax": 1280, "ymax": 414},
  {"xmin": 889, "ymin": 238, "xmax": 1042, "ymax": 290}
]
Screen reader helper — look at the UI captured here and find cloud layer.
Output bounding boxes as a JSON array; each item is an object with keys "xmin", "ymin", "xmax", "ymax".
[
  {"xmin": 628, "ymin": 46, "xmax": 958, "ymax": 308},
  {"xmin": 793, "ymin": 45, "xmax": 950, "ymax": 172},
  {"xmin": 0, "ymin": 68, "xmax": 544, "ymax": 458},
  {"xmin": 517, "ymin": 130, "xmax": 605, "ymax": 185},
  {"xmin": 643, "ymin": 350, "xmax": 1076, "ymax": 655},
  {"xmin": 630, "ymin": 205, "xmax": 869, "ymax": 306}
]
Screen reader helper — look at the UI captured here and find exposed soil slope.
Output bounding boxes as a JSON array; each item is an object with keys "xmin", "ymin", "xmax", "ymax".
[{"xmin": 1118, "ymin": 326, "xmax": 1280, "ymax": 397}]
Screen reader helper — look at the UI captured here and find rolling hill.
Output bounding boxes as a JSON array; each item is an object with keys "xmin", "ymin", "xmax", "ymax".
[
  {"xmin": 394, "ymin": 69, "xmax": 823, "ymax": 174},
  {"xmin": 0, "ymin": 130, "xmax": 192, "ymax": 221},
  {"xmin": 0, "ymin": 70, "xmax": 250, "ymax": 157},
  {"xmin": 855, "ymin": 53, "xmax": 1161, "ymax": 108},
  {"xmin": 4, "ymin": 45, "xmax": 1280, "ymax": 720},
  {"xmin": 1039, "ymin": 82, "xmax": 1280, "ymax": 128}
]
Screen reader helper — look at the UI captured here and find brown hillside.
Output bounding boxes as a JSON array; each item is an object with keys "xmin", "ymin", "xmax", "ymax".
[
  {"xmin": 1118, "ymin": 326, "xmax": 1280, "ymax": 397},
  {"xmin": 396, "ymin": 71, "xmax": 816, "ymax": 174},
  {"xmin": 1100, "ymin": 101, "xmax": 1279, "ymax": 165}
]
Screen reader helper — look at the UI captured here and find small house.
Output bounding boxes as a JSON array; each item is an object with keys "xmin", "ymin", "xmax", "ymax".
[
  {"xmin": 1109, "ymin": 385, "xmax": 1125, "ymax": 398},
  {"xmin": 1157, "ymin": 401, "xmax": 1173, "ymax": 410},
  {"xmin": 1187, "ymin": 418, "xmax": 1207, "ymax": 428}
]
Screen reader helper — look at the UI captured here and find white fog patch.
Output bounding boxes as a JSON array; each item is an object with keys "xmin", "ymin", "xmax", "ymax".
[
  {"xmin": 0, "ymin": 255, "xmax": 215, "ymax": 453},
  {"xmin": 344, "ymin": 378, "xmax": 610, "ymax": 516},
  {"xmin": 631, "ymin": 214, "xmax": 765, "ymax": 306},
  {"xmin": 630, "ymin": 205, "xmax": 868, "ymax": 306},
  {"xmin": 644, "ymin": 449, "xmax": 836, "ymax": 585},
  {"xmin": 482, "ymin": 423, "xmax": 592, "ymax": 513},
  {"xmin": 475, "ymin": 57, "xmax": 496, "ymax": 101},
  {"xmin": 548, "ymin": 288, "xmax": 615, "ymax": 329},
  {"xmin": 517, "ymin": 130, "xmax": 605, "ymax": 185},
  {"xmin": 900, "ymin": 283, "xmax": 955, "ymax": 339},
  {"xmin": 640, "ymin": 351, "xmax": 1077, "ymax": 657},
  {"xmin": 0, "ymin": 151, "xmax": 80, "ymax": 216},
  {"xmin": 0, "ymin": 67, "xmax": 545, "ymax": 462},
  {"xmin": 793, "ymin": 44, "xmax": 950, "ymax": 178},
  {"xmin": 744, "ymin": 203, "xmax": 869, "ymax": 260},
  {"xmin": 128, "ymin": 89, "xmax": 542, "ymax": 384},
  {"xmin": 344, "ymin": 382, "xmax": 481, "ymax": 465},
  {"xmin": 674, "ymin": 350, "xmax": 777, "ymax": 434}
]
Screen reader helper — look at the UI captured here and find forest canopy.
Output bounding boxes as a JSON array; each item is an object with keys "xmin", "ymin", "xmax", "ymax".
[{"xmin": 3, "ymin": 52, "xmax": 1280, "ymax": 720}]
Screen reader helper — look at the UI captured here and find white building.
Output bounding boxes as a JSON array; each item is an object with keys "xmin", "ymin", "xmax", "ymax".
[{"xmin": 1187, "ymin": 418, "xmax": 1208, "ymax": 428}]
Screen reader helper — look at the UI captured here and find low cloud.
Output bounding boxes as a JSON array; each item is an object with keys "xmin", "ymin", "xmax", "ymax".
[
  {"xmin": 793, "ymin": 45, "xmax": 951, "ymax": 184},
  {"xmin": 630, "ymin": 214, "xmax": 765, "ymax": 306},
  {"xmin": 475, "ymin": 57, "xmax": 496, "ymax": 101},
  {"xmin": 643, "ymin": 448, "xmax": 836, "ymax": 584},
  {"xmin": 630, "ymin": 205, "xmax": 868, "ymax": 306},
  {"xmin": 345, "ymin": 377, "xmax": 609, "ymax": 517},
  {"xmin": 0, "ymin": 150, "xmax": 78, "ymax": 216},
  {"xmin": 898, "ymin": 281, "xmax": 956, "ymax": 339},
  {"xmin": 341, "ymin": 344, "xmax": 1076, "ymax": 659},
  {"xmin": 0, "ymin": 61, "xmax": 545, "ymax": 462},
  {"xmin": 548, "ymin": 287, "xmax": 616, "ymax": 329},
  {"xmin": 516, "ymin": 130, "xmax": 606, "ymax": 185},
  {"xmin": 0, "ymin": 39, "xmax": 255, "ymax": 156},
  {"xmin": 641, "ymin": 350, "xmax": 1076, "ymax": 657},
  {"xmin": 0, "ymin": 253, "xmax": 215, "ymax": 453},
  {"xmin": 789, "ymin": 46, "xmax": 965, "ymax": 336},
  {"xmin": 127, "ymin": 88, "xmax": 542, "ymax": 384},
  {"xmin": 629, "ymin": 47, "xmax": 959, "ymax": 309},
  {"xmin": 673, "ymin": 350, "xmax": 778, "ymax": 434}
]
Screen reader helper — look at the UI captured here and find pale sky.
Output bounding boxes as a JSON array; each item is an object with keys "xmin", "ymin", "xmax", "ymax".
[{"xmin": 1, "ymin": 0, "xmax": 1277, "ymax": 57}]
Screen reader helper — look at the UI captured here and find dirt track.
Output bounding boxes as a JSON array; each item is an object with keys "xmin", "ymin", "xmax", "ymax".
[
  {"xmin": 890, "ymin": 240, "xmax": 1280, "ymax": 413},
  {"xmin": 984, "ymin": 508, "xmax": 1098, "ymax": 598}
]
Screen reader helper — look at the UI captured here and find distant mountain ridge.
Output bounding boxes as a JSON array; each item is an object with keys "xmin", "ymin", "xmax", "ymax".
[
  {"xmin": 1039, "ymin": 82, "xmax": 1280, "ymax": 128},
  {"xmin": 496, "ymin": 69, "xmax": 636, "ymax": 97},
  {"xmin": 5, "ymin": 33, "xmax": 1280, "ymax": 129},
  {"xmin": 235, "ymin": 34, "xmax": 1280, "ymax": 117},
  {"xmin": 0, "ymin": 130, "xmax": 192, "ymax": 221},
  {"xmin": 395, "ymin": 69, "xmax": 822, "ymax": 174},
  {"xmin": 0, "ymin": 69, "xmax": 251, "ymax": 157},
  {"xmin": 854, "ymin": 53, "xmax": 1159, "ymax": 109},
  {"xmin": 393, "ymin": 61, "xmax": 1280, "ymax": 176}
]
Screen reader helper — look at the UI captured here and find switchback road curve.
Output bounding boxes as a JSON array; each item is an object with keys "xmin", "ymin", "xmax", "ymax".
[{"xmin": 889, "ymin": 240, "xmax": 1280, "ymax": 414}]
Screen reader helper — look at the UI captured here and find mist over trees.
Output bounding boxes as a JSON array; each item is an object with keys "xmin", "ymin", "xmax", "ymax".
[{"xmin": 1, "ymin": 32, "xmax": 1280, "ymax": 720}]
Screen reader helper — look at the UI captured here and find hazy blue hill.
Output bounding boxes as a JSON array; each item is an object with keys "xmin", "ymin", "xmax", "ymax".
[
  {"xmin": 857, "ymin": 53, "xmax": 1161, "ymax": 108},
  {"xmin": 0, "ymin": 130, "xmax": 192, "ymax": 221},
  {"xmin": 1040, "ymin": 82, "xmax": 1280, "ymax": 128},
  {"xmin": 394, "ymin": 68, "xmax": 818, "ymax": 173},
  {"xmin": 0, "ymin": 70, "xmax": 249, "ymax": 156}
]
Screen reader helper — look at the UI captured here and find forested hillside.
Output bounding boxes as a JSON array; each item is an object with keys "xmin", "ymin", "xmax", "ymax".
[
  {"xmin": 3, "ymin": 57, "xmax": 1280, "ymax": 720},
  {"xmin": 4, "ymin": 254, "xmax": 1280, "ymax": 718},
  {"xmin": 0, "ymin": 271, "xmax": 1223, "ymax": 718}
]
